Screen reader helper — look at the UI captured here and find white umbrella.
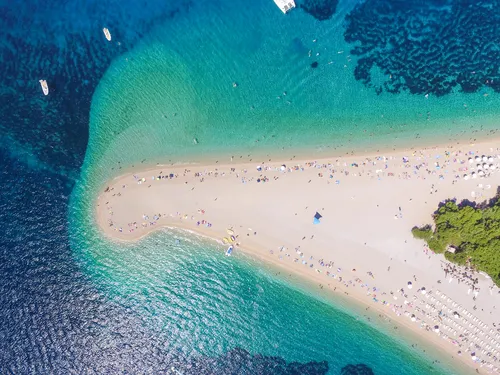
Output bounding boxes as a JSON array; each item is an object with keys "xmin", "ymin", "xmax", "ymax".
[
  {"xmin": 434, "ymin": 325, "xmax": 440, "ymax": 333},
  {"xmin": 468, "ymin": 158, "xmax": 474, "ymax": 164},
  {"xmin": 280, "ymin": 164, "xmax": 286, "ymax": 171},
  {"xmin": 482, "ymin": 156, "xmax": 488, "ymax": 162},
  {"xmin": 421, "ymin": 287, "xmax": 427, "ymax": 295},
  {"xmin": 411, "ymin": 315, "xmax": 416, "ymax": 322},
  {"xmin": 475, "ymin": 156, "xmax": 481, "ymax": 162},
  {"xmin": 407, "ymin": 281, "xmax": 413, "ymax": 289}
]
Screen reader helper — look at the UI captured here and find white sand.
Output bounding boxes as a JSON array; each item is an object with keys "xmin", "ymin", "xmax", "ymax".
[{"xmin": 95, "ymin": 140, "xmax": 500, "ymax": 373}]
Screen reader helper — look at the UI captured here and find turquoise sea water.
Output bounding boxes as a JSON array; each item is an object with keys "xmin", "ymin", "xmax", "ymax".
[
  {"xmin": 69, "ymin": 0, "xmax": 500, "ymax": 373},
  {"xmin": 84, "ymin": 0, "xmax": 500, "ymax": 171}
]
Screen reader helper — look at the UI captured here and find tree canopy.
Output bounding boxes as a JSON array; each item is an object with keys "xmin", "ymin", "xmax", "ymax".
[{"xmin": 412, "ymin": 190, "xmax": 500, "ymax": 286}]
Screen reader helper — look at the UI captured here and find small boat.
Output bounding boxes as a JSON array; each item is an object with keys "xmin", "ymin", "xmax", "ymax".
[
  {"xmin": 273, "ymin": 0, "xmax": 295, "ymax": 14},
  {"xmin": 103, "ymin": 28, "xmax": 112, "ymax": 41},
  {"xmin": 39, "ymin": 80, "xmax": 49, "ymax": 95},
  {"xmin": 225, "ymin": 245, "xmax": 233, "ymax": 256}
]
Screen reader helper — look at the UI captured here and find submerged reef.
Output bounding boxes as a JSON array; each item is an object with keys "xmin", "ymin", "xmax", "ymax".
[
  {"xmin": 344, "ymin": 0, "xmax": 500, "ymax": 96},
  {"xmin": 300, "ymin": 0, "xmax": 339, "ymax": 21},
  {"xmin": 177, "ymin": 347, "xmax": 329, "ymax": 374},
  {"xmin": 340, "ymin": 364, "xmax": 375, "ymax": 375}
]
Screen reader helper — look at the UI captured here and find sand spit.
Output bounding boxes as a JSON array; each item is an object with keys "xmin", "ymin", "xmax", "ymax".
[{"xmin": 96, "ymin": 141, "xmax": 500, "ymax": 373}]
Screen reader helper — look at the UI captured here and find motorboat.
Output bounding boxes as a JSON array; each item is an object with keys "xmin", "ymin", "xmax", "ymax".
[
  {"xmin": 103, "ymin": 28, "xmax": 112, "ymax": 41},
  {"xmin": 225, "ymin": 245, "xmax": 233, "ymax": 256},
  {"xmin": 39, "ymin": 80, "xmax": 48, "ymax": 95},
  {"xmin": 273, "ymin": 0, "xmax": 295, "ymax": 14}
]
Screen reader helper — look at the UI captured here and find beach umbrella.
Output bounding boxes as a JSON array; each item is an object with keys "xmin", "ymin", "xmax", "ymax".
[
  {"xmin": 490, "ymin": 164, "xmax": 496, "ymax": 170},
  {"xmin": 421, "ymin": 287, "xmax": 427, "ymax": 295},
  {"xmin": 482, "ymin": 156, "xmax": 488, "ymax": 162},
  {"xmin": 454, "ymin": 312, "xmax": 460, "ymax": 319},
  {"xmin": 434, "ymin": 325, "xmax": 440, "ymax": 333},
  {"xmin": 280, "ymin": 164, "xmax": 286, "ymax": 171},
  {"xmin": 477, "ymin": 164, "xmax": 482, "ymax": 170},
  {"xmin": 471, "ymin": 172, "xmax": 477, "ymax": 179},
  {"xmin": 407, "ymin": 281, "xmax": 413, "ymax": 289},
  {"xmin": 483, "ymin": 164, "xmax": 489, "ymax": 169},
  {"xmin": 478, "ymin": 170, "xmax": 485, "ymax": 176},
  {"xmin": 488, "ymin": 156, "xmax": 494, "ymax": 162},
  {"xmin": 471, "ymin": 352, "xmax": 477, "ymax": 361},
  {"xmin": 256, "ymin": 165, "xmax": 262, "ymax": 171},
  {"xmin": 411, "ymin": 315, "xmax": 416, "ymax": 322},
  {"xmin": 475, "ymin": 156, "xmax": 481, "ymax": 162},
  {"xmin": 468, "ymin": 158, "xmax": 474, "ymax": 164},
  {"xmin": 463, "ymin": 174, "xmax": 469, "ymax": 180}
]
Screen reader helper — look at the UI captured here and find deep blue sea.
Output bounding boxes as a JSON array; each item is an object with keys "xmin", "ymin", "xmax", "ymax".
[{"xmin": 2, "ymin": 0, "xmax": 499, "ymax": 374}]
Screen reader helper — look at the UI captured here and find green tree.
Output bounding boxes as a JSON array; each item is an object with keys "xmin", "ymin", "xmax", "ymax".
[{"xmin": 412, "ymin": 191, "xmax": 500, "ymax": 286}]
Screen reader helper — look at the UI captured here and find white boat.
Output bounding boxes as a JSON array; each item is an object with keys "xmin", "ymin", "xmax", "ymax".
[
  {"xmin": 39, "ymin": 80, "xmax": 49, "ymax": 96},
  {"xmin": 273, "ymin": 0, "xmax": 295, "ymax": 14},
  {"xmin": 103, "ymin": 28, "xmax": 112, "ymax": 41},
  {"xmin": 225, "ymin": 245, "xmax": 233, "ymax": 256}
]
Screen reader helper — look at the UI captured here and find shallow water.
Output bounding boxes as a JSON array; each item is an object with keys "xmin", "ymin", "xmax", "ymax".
[
  {"xmin": 69, "ymin": 221, "xmax": 465, "ymax": 374},
  {"xmin": 85, "ymin": 0, "xmax": 500, "ymax": 171}
]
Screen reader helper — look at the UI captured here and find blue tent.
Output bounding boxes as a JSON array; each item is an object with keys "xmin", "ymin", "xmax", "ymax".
[{"xmin": 313, "ymin": 212, "xmax": 322, "ymax": 224}]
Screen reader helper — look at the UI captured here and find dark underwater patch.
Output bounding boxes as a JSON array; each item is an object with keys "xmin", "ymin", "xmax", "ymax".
[
  {"xmin": 344, "ymin": 0, "xmax": 500, "ymax": 96},
  {"xmin": 183, "ymin": 347, "xmax": 330, "ymax": 374},
  {"xmin": 341, "ymin": 363, "xmax": 375, "ymax": 375},
  {"xmin": 300, "ymin": 0, "xmax": 339, "ymax": 21},
  {"xmin": 311, "ymin": 61, "xmax": 319, "ymax": 68}
]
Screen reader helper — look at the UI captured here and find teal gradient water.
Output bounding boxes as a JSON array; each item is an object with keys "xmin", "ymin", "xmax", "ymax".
[
  {"xmin": 84, "ymin": 0, "xmax": 500, "ymax": 171},
  {"xmin": 69, "ymin": 0, "xmax": 498, "ymax": 373}
]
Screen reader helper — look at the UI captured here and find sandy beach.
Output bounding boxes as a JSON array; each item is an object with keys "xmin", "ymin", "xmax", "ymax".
[{"xmin": 95, "ymin": 140, "xmax": 500, "ymax": 373}]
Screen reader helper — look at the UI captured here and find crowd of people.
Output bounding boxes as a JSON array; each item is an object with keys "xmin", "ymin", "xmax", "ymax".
[{"xmin": 100, "ymin": 144, "xmax": 500, "ymax": 372}]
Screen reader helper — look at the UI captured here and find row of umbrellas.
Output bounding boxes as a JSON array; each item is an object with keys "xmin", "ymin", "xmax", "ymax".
[{"xmin": 469, "ymin": 156, "xmax": 497, "ymax": 163}]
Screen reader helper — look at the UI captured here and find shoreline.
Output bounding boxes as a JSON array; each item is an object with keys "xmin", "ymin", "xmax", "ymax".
[
  {"xmin": 90, "ymin": 123, "xmax": 499, "ymax": 188},
  {"xmin": 98, "ymin": 224, "xmax": 477, "ymax": 375},
  {"xmin": 94, "ymin": 138, "xmax": 500, "ymax": 374}
]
